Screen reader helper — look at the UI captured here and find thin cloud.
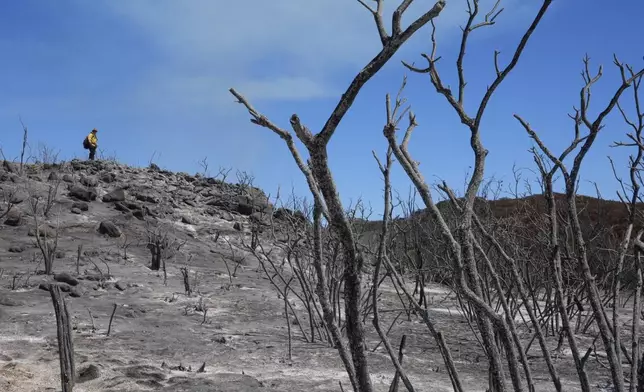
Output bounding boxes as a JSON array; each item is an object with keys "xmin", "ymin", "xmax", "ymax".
[
  {"xmin": 91, "ymin": 0, "xmax": 531, "ymax": 108},
  {"xmin": 234, "ymin": 76, "xmax": 337, "ymax": 101}
]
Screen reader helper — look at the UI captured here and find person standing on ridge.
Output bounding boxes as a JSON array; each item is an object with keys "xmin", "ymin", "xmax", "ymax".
[{"xmin": 83, "ymin": 128, "xmax": 98, "ymax": 161}]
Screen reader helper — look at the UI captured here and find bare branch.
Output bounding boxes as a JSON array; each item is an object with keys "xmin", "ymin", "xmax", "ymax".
[
  {"xmin": 392, "ymin": 0, "xmax": 414, "ymax": 36},
  {"xmin": 358, "ymin": 0, "xmax": 389, "ymax": 46},
  {"xmin": 316, "ymin": 0, "xmax": 446, "ymax": 145},
  {"xmin": 474, "ymin": 0, "xmax": 553, "ymax": 129},
  {"xmin": 570, "ymin": 59, "xmax": 644, "ymax": 182},
  {"xmin": 592, "ymin": 58, "xmax": 644, "ymax": 130},
  {"xmin": 229, "ymin": 88, "xmax": 291, "ymax": 138},
  {"xmin": 18, "ymin": 116, "xmax": 29, "ymax": 176},
  {"xmin": 514, "ymin": 115, "xmax": 575, "ymax": 173},
  {"xmin": 289, "ymin": 114, "xmax": 314, "ymax": 147},
  {"xmin": 424, "ymin": 20, "xmax": 473, "ymax": 126},
  {"xmin": 229, "ymin": 88, "xmax": 330, "ymax": 219},
  {"xmin": 457, "ymin": 0, "xmax": 482, "ymax": 105},
  {"xmin": 471, "ymin": 0, "xmax": 504, "ymax": 30},
  {"xmin": 401, "ymin": 112, "xmax": 418, "ymax": 155},
  {"xmin": 493, "ymin": 50, "xmax": 501, "ymax": 76}
]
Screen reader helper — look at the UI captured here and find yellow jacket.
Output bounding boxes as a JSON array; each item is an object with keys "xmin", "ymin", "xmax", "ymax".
[{"xmin": 87, "ymin": 132, "xmax": 98, "ymax": 148}]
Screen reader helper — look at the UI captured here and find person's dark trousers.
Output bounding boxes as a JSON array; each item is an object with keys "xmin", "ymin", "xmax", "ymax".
[{"xmin": 89, "ymin": 147, "xmax": 97, "ymax": 161}]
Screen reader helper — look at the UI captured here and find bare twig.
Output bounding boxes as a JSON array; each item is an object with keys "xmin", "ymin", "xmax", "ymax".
[
  {"xmin": 18, "ymin": 116, "xmax": 28, "ymax": 176},
  {"xmin": 107, "ymin": 303, "xmax": 117, "ymax": 336},
  {"xmin": 87, "ymin": 308, "xmax": 96, "ymax": 333},
  {"xmin": 49, "ymin": 285, "xmax": 75, "ymax": 392}
]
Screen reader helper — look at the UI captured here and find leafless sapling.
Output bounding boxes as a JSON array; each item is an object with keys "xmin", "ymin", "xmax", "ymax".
[
  {"xmin": 180, "ymin": 266, "xmax": 193, "ymax": 296},
  {"xmin": 198, "ymin": 156, "xmax": 209, "ymax": 177},
  {"xmin": 28, "ymin": 192, "xmax": 60, "ymax": 275},
  {"xmin": 0, "ymin": 186, "xmax": 17, "ymax": 221},
  {"xmin": 18, "ymin": 116, "xmax": 28, "ymax": 176},
  {"xmin": 43, "ymin": 167, "xmax": 64, "ymax": 218},
  {"xmin": 284, "ymin": 277, "xmax": 294, "ymax": 361},
  {"xmin": 76, "ymin": 244, "xmax": 82, "ymax": 275},
  {"xmin": 146, "ymin": 222, "xmax": 184, "ymax": 284},
  {"xmin": 215, "ymin": 166, "xmax": 232, "ymax": 182}
]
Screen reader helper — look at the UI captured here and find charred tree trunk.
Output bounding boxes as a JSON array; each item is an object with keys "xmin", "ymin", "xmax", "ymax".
[
  {"xmin": 638, "ymin": 351, "xmax": 644, "ymax": 392},
  {"xmin": 49, "ymin": 285, "xmax": 75, "ymax": 392},
  {"xmin": 180, "ymin": 267, "xmax": 192, "ymax": 296},
  {"xmin": 149, "ymin": 242, "xmax": 161, "ymax": 271},
  {"xmin": 388, "ymin": 335, "xmax": 407, "ymax": 392}
]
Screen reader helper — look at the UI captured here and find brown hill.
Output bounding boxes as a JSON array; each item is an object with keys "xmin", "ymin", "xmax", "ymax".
[{"xmin": 355, "ymin": 192, "xmax": 644, "ymax": 288}]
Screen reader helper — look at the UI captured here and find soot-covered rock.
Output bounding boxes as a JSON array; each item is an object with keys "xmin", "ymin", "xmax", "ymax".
[
  {"xmin": 98, "ymin": 221, "xmax": 122, "ymax": 238},
  {"xmin": 69, "ymin": 185, "xmax": 97, "ymax": 202},
  {"xmin": 103, "ymin": 188, "xmax": 126, "ymax": 203}
]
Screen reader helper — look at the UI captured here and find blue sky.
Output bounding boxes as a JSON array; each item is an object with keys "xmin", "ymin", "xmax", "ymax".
[{"xmin": 1, "ymin": 0, "xmax": 643, "ymax": 215}]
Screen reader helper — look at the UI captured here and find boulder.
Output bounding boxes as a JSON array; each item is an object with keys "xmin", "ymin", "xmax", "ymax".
[
  {"xmin": 250, "ymin": 212, "xmax": 270, "ymax": 226},
  {"xmin": 114, "ymin": 202, "xmax": 130, "ymax": 213},
  {"xmin": 80, "ymin": 176, "xmax": 98, "ymax": 187},
  {"xmin": 103, "ymin": 188, "xmax": 126, "ymax": 203},
  {"xmin": 133, "ymin": 209, "xmax": 146, "ymax": 220},
  {"xmin": 77, "ymin": 364, "xmax": 101, "ymax": 383},
  {"xmin": 9, "ymin": 191, "xmax": 27, "ymax": 204},
  {"xmin": 135, "ymin": 192, "xmax": 158, "ymax": 204},
  {"xmin": 223, "ymin": 211, "xmax": 236, "ymax": 221},
  {"xmin": 181, "ymin": 215, "xmax": 196, "ymax": 225},
  {"xmin": 4, "ymin": 210, "xmax": 23, "ymax": 226},
  {"xmin": 98, "ymin": 221, "xmax": 121, "ymax": 238},
  {"xmin": 235, "ymin": 195, "xmax": 271, "ymax": 216},
  {"xmin": 28, "ymin": 225, "xmax": 57, "ymax": 238},
  {"xmin": 70, "ymin": 287, "xmax": 83, "ymax": 297},
  {"xmin": 39, "ymin": 282, "xmax": 71, "ymax": 293},
  {"xmin": 2, "ymin": 160, "xmax": 17, "ymax": 173},
  {"xmin": 69, "ymin": 185, "xmax": 97, "ymax": 202},
  {"xmin": 72, "ymin": 201, "xmax": 89, "ymax": 211},
  {"xmin": 54, "ymin": 272, "xmax": 79, "ymax": 286},
  {"xmin": 8, "ymin": 244, "xmax": 25, "ymax": 253},
  {"xmin": 124, "ymin": 201, "xmax": 143, "ymax": 211},
  {"xmin": 100, "ymin": 172, "xmax": 116, "ymax": 183},
  {"xmin": 205, "ymin": 197, "xmax": 227, "ymax": 207},
  {"xmin": 236, "ymin": 202, "xmax": 254, "ymax": 216},
  {"xmin": 273, "ymin": 207, "xmax": 308, "ymax": 225}
]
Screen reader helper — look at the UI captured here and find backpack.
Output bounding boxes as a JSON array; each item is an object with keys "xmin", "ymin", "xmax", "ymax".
[{"xmin": 83, "ymin": 136, "xmax": 90, "ymax": 149}]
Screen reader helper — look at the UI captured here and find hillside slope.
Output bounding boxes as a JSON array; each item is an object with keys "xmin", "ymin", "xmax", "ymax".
[{"xmin": 0, "ymin": 160, "xmax": 620, "ymax": 391}]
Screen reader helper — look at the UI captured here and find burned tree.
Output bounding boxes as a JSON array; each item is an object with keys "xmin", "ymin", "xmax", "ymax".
[
  {"xmin": 49, "ymin": 284, "xmax": 75, "ymax": 392},
  {"xmin": 230, "ymin": 0, "xmax": 644, "ymax": 391},
  {"xmin": 0, "ymin": 186, "xmax": 18, "ymax": 221},
  {"xmin": 146, "ymin": 223, "xmax": 183, "ymax": 271},
  {"xmin": 27, "ymin": 185, "xmax": 60, "ymax": 275},
  {"xmin": 232, "ymin": 2, "xmax": 447, "ymax": 390}
]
